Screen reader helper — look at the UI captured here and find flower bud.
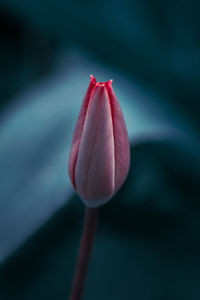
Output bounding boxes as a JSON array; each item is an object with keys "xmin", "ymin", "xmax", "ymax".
[{"xmin": 68, "ymin": 75, "xmax": 130, "ymax": 207}]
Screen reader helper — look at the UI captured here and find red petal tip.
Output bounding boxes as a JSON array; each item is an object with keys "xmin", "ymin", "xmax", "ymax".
[
  {"xmin": 107, "ymin": 79, "xmax": 113, "ymax": 87},
  {"xmin": 90, "ymin": 75, "xmax": 97, "ymax": 84},
  {"xmin": 95, "ymin": 79, "xmax": 113, "ymax": 86}
]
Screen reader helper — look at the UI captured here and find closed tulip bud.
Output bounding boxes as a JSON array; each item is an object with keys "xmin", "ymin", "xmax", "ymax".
[{"xmin": 68, "ymin": 75, "xmax": 130, "ymax": 208}]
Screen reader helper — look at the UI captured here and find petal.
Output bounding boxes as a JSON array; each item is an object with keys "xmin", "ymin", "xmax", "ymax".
[
  {"xmin": 75, "ymin": 84, "xmax": 115, "ymax": 207},
  {"xmin": 68, "ymin": 75, "xmax": 96, "ymax": 187},
  {"xmin": 106, "ymin": 82, "xmax": 130, "ymax": 191}
]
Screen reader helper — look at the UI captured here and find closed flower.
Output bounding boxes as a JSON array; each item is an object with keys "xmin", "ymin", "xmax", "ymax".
[{"xmin": 68, "ymin": 75, "xmax": 130, "ymax": 207}]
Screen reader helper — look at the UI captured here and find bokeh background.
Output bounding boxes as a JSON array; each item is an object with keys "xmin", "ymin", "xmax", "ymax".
[{"xmin": 0, "ymin": 1, "xmax": 200, "ymax": 299}]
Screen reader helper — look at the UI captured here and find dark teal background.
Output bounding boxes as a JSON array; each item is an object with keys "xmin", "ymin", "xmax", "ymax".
[{"xmin": 0, "ymin": 1, "xmax": 200, "ymax": 299}]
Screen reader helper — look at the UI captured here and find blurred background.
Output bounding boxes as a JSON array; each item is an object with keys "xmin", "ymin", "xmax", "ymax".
[{"xmin": 0, "ymin": 0, "xmax": 200, "ymax": 299}]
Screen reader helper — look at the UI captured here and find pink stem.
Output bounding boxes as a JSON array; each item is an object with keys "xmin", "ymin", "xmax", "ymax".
[{"xmin": 69, "ymin": 206, "xmax": 98, "ymax": 300}]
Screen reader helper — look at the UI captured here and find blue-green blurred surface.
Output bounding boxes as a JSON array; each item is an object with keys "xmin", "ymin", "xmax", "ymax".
[{"xmin": 0, "ymin": 1, "xmax": 200, "ymax": 299}]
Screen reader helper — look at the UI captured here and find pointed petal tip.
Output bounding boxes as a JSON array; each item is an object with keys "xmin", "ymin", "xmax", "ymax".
[
  {"xmin": 90, "ymin": 75, "xmax": 97, "ymax": 84},
  {"xmin": 107, "ymin": 79, "xmax": 113, "ymax": 87},
  {"xmin": 90, "ymin": 75, "xmax": 113, "ymax": 87}
]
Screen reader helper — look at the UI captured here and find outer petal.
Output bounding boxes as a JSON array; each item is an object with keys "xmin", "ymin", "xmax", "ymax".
[
  {"xmin": 68, "ymin": 75, "xmax": 96, "ymax": 187},
  {"xmin": 75, "ymin": 84, "xmax": 115, "ymax": 207},
  {"xmin": 106, "ymin": 82, "xmax": 130, "ymax": 192}
]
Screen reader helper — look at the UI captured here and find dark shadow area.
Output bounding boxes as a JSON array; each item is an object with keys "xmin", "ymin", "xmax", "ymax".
[{"xmin": 0, "ymin": 6, "xmax": 56, "ymax": 111}]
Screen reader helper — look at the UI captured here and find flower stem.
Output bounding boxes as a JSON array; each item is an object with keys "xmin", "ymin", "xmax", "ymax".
[{"xmin": 69, "ymin": 206, "xmax": 98, "ymax": 300}]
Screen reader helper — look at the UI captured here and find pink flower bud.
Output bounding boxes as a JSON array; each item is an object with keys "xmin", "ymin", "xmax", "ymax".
[{"xmin": 68, "ymin": 75, "xmax": 130, "ymax": 207}]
